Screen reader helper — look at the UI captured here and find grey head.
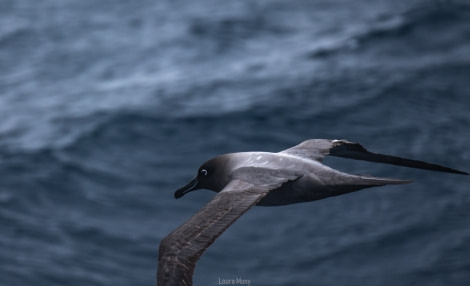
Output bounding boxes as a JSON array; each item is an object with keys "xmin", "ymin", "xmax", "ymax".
[{"xmin": 174, "ymin": 155, "xmax": 231, "ymax": 199}]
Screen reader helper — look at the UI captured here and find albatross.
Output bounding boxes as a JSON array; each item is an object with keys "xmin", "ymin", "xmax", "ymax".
[{"xmin": 157, "ymin": 139, "xmax": 468, "ymax": 286}]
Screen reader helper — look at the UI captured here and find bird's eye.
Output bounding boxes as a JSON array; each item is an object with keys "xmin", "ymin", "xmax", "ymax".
[{"xmin": 200, "ymin": 169, "xmax": 208, "ymax": 176}]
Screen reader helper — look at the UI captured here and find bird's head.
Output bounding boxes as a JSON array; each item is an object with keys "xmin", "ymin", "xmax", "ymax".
[{"xmin": 174, "ymin": 155, "xmax": 231, "ymax": 199}]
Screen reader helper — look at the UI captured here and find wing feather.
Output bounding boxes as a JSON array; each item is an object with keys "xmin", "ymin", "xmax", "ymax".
[
  {"xmin": 157, "ymin": 175, "xmax": 299, "ymax": 286},
  {"xmin": 281, "ymin": 139, "xmax": 469, "ymax": 175}
]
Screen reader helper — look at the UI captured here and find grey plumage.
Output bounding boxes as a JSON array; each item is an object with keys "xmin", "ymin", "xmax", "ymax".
[{"xmin": 157, "ymin": 139, "xmax": 468, "ymax": 286}]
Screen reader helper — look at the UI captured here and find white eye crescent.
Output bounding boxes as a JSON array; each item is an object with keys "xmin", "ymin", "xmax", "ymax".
[{"xmin": 200, "ymin": 169, "xmax": 208, "ymax": 176}]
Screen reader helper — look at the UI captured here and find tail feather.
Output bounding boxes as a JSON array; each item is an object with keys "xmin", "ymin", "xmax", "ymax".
[
  {"xmin": 320, "ymin": 175, "xmax": 412, "ymax": 200},
  {"xmin": 357, "ymin": 176, "xmax": 412, "ymax": 186}
]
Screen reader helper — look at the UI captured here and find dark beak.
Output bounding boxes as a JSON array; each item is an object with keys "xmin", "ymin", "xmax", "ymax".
[{"xmin": 174, "ymin": 177, "xmax": 199, "ymax": 199}]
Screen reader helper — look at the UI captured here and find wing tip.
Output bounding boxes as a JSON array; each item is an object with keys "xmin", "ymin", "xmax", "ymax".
[{"xmin": 451, "ymin": 169, "xmax": 470, "ymax": 176}]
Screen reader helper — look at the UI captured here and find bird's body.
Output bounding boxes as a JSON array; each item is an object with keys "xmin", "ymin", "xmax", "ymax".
[
  {"xmin": 157, "ymin": 139, "xmax": 468, "ymax": 286},
  {"xmin": 205, "ymin": 151, "xmax": 409, "ymax": 206}
]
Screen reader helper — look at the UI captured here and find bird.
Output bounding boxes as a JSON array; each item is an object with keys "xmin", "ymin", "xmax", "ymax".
[{"xmin": 157, "ymin": 139, "xmax": 468, "ymax": 286}]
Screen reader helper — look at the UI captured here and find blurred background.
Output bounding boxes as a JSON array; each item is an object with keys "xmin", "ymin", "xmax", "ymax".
[{"xmin": 1, "ymin": 0, "xmax": 469, "ymax": 285}]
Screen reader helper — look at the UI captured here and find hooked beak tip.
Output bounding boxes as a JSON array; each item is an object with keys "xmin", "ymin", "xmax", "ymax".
[
  {"xmin": 174, "ymin": 190, "xmax": 185, "ymax": 199},
  {"xmin": 174, "ymin": 177, "xmax": 198, "ymax": 199}
]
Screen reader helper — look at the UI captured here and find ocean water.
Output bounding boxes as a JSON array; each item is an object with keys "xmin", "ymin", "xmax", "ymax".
[{"xmin": 1, "ymin": 0, "xmax": 470, "ymax": 285}]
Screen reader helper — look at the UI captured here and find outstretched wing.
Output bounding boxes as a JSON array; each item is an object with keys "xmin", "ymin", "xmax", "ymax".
[
  {"xmin": 157, "ymin": 171, "xmax": 301, "ymax": 286},
  {"xmin": 280, "ymin": 139, "xmax": 469, "ymax": 175}
]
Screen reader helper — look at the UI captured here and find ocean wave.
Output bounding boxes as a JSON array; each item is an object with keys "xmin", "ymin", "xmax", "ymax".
[
  {"xmin": 357, "ymin": 3, "xmax": 470, "ymax": 45},
  {"xmin": 309, "ymin": 2, "xmax": 470, "ymax": 59},
  {"xmin": 188, "ymin": 10, "xmax": 290, "ymax": 54}
]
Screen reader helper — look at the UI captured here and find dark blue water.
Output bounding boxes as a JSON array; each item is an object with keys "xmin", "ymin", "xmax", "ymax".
[{"xmin": 1, "ymin": 1, "xmax": 470, "ymax": 285}]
